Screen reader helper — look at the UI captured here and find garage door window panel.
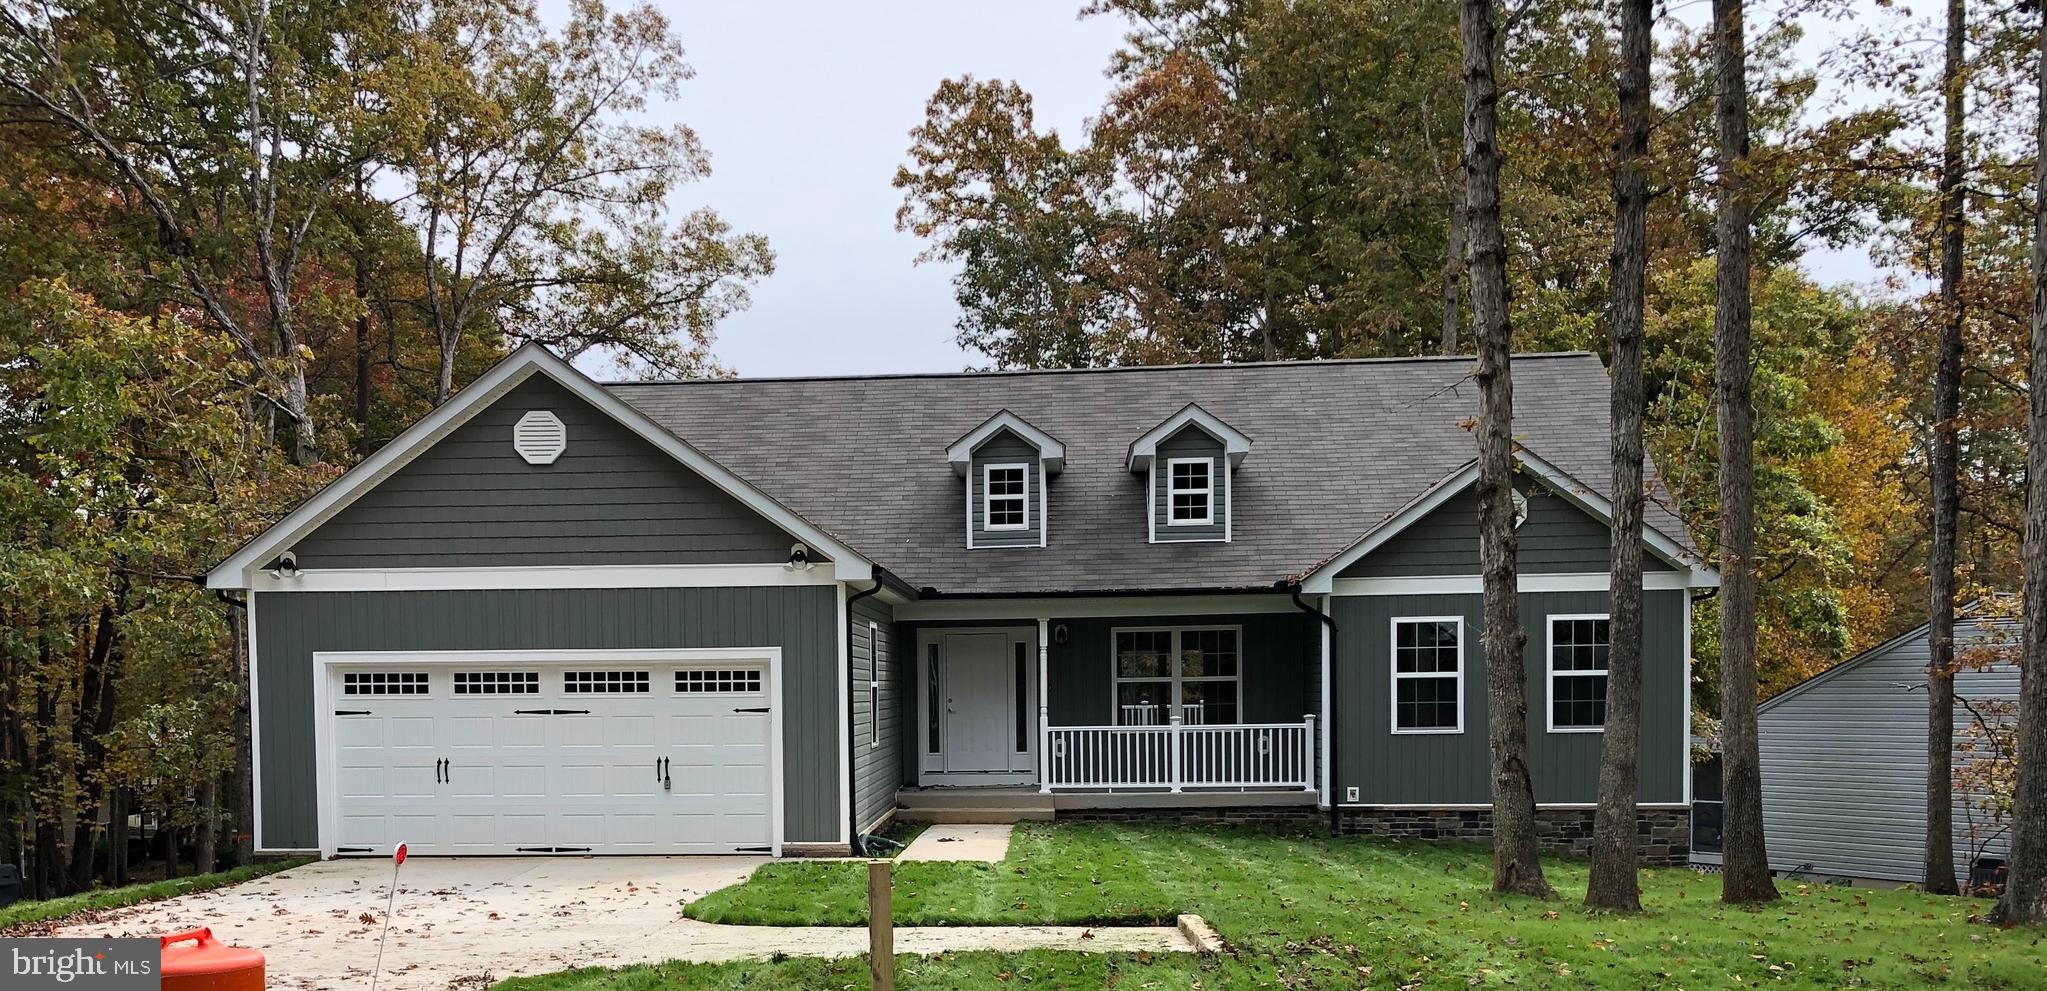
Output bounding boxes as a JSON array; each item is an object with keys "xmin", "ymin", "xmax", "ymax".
[
  {"xmin": 344, "ymin": 671, "xmax": 429, "ymax": 696},
  {"xmin": 454, "ymin": 671, "xmax": 540, "ymax": 695},
  {"xmin": 564, "ymin": 670, "xmax": 651, "ymax": 693}
]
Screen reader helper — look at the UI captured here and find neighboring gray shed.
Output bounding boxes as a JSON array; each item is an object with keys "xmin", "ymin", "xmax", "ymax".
[{"xmin": 1752, "ymin": 613, "xmax": 2020, "ymax": 887}]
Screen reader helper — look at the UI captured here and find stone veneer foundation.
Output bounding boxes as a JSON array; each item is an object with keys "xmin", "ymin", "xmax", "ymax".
[
  {"xmin": 1053, "ymin": 804, "xmax": 1692, "ymax": 866},
  {"xmin": 1338, "ymin": 806, "xmax": 1692, "ymax": 866}
]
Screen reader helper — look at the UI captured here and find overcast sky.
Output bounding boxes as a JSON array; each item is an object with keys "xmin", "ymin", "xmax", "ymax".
[{"xmin": 585, "ymin": 1, "xmax": 1884, "ymax": 379}]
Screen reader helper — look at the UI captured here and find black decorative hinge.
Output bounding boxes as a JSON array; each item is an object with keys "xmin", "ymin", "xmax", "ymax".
[
  {"xmin": 732, "ymin": 706, "xmax": 770, "ymax": 714},
  {"xmin": 334, "ymin": 709, "xmax": 372, "ymax": 716},
  {"xmin": 515, "ymin": 846, "xmax": 592, "ymax": 854},
  {"xmin": 513, "ymin": 708, "xmax": 593, "ymax": 716},
  {"xmin": 735, "ymin": 846, "xmax": 772, "ymax": 853},
  {"xmin": 335, "ymin": 846, "xmax": 373, "ymax": 854}
]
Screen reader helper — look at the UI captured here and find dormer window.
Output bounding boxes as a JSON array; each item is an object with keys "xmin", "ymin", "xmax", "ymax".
[
  {"xmin": 1129, "ymin": 403, "xmax": 1252, "ymax": 544},
  {"xmin": 949, "ymin": 410, "xmax": 1065, "ymax": 550},
  {"xmin": 1167, "ymin": 459, "xmax": 1212, "ymax": 525},
  {"xmin": 984, "ymin": 464, "xmax": 1029, "ymax": 530}
]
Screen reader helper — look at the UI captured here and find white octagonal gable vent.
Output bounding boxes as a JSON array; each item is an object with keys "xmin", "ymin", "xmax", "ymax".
[{"xmin": 512, "ymin": 410, "xmax": 567, "ymax": 465}]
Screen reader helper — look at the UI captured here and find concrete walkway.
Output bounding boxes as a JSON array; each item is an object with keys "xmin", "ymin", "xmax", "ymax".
[
  {"xmin": 898, "ymin": 824, "xmax": 1013, "ymax": 862},
  {"xmin": 47, "ymin": 856, "xmax": 1191, "ymax": 989}
]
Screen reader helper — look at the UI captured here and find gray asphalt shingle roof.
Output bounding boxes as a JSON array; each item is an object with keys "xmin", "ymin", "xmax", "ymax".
[{"xmin": 605, "ymin": 352, "xmax": 1697, "ymax": 595}]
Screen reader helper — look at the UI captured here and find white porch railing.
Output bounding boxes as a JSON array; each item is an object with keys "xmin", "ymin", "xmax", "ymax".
[{"xmin": 1044, "ymin": 715, "xmax": 1316, "ymax": 792}]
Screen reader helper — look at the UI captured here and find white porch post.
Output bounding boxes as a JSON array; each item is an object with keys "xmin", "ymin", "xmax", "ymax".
[
  {"xmin": 1168, "ymin": 711, "xmax": 1184, "ymax": 793},
  {"xmin": 1037, "ymin": 617, "xmax": 1051, "ymax": 794},
  {"xmin": 1302, "ymin": 713, "xmax": 1318, "ymax": 791}
]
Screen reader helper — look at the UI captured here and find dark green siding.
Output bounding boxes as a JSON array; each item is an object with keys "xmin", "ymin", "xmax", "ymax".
[
  {"xmin": 969, "ymin": 431, "xmax": 1043, "ymax": 548},
  {"xmin": 1340, "ymin": 480, "xmax": 1674, "ymax": 577},
  {"xmin": 254, "ymin": 585, "xmax": 841, "ymax": 849},
  {"xmin": 851, "ymin": 596, "xmax": 901, "ymax": 832},
  {"xmin": 1151, "ymin": 427, "xmax": 1227, "ymax": 542},
  {"xmin": 1331, "ymin": 589, "xmax": 1686, "ymax": 804},
  {"xmin": 292, "ymin": 376, "xmax": 800, "ymax": 568},
  {"xmin": 1046, "ymin": 613, "xmax": 1313, "ymax": 726}
]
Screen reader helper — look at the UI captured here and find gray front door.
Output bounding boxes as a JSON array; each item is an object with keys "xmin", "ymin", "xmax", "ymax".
[{"xmin": 941, "ymin": 633, "xmax": 1012, "ymax": 772}]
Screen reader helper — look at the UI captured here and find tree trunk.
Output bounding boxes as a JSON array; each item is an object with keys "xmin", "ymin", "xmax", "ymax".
[
  {"xmin": 1441, "ymin": 183, "xmax": 1466, "ymax": 356},
  {"xmin": 1989, "ymin": 10, "xmax": 2047, "ymax": 927},
  {"xmin": 1924, "ymin": 0, "xmax": 1967, "ymax": 898},
  {"xmin": 1461, "ymin": 0, "xmax": 1552, "ymax": 898},
  {"xmin": 107, "ymin": 788, "xmax": 128, "ymax": 887},
  {"xmin": 352, "ymin": 170, "xmax": 377, "ymax": 454},
  {"xmin": 1712, "ymin": 0, "xmax": 1780, "ymax": 906},
  {"xmin": 195, "ymin": 778, "xmax": 217, "ymax": 875},
  {"xmin": 437, "ymin": 333, "xmax": 459, "ymax": 405},
  {"xmin": 1586, "ymin": 0, "xmax": 1652, "ymax": 913}
]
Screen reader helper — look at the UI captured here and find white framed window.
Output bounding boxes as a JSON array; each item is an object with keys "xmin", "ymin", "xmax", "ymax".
[
  {"xmin": 564, "ymin": 670, "xmax": 651, "ymax": 694},
  {"xmin": 343, "ymin": 671, "xmax": 429, "ymax": 696},
  {"xmin": 453, "ymin": 671, "xmax": 540, "ymax": 695},
  {"xmin": 674, "ymin": 669, "xmax": 762, "ymax": 693},
  {"xmin": 1111, "ymin": 626, "xmax": 1240, "ymax": 725},
  {"xmin": 1390, "ymin": 617, "xmax": 1464, "ymax": 733},
  {"xmin": 1547, "ymin": 614, "xmax": 1611, "ymax": 732},
  {"xmin": 983, "ymin": 463, "xmax": 1029, "ymax": 530},
  {"xmin": 1166, "ymin": 457, "xmax": 1213, "ymax": 525}
]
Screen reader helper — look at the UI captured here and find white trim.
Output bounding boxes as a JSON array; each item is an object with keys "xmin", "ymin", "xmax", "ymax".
[
  {"xmin": 946, "ymin": 410, "xmax": 1066, "ymax": 475},
  {"xmin": 1108, "ymin": 625, "xmax": 1243, "ymax": 726},
  {"xmin": 896, "ymin": 594, "xmax": 1299, "ymax": 623},
  {"xmin": 836, "ymin": 584, "xmax": 852, "ymax": 846},
  {"xmin": 868, "ymin": 620, "xmax": 883, "ymax": 751},
  {"xmin": 1317, "ymin": 593, "xmax": 1331, "ymax": 809},
  {"xmin": 1145, "ymin": 465, "xmax": 1157, "ymax": 543},
  {"xmin": 982, "ymin": 462, "xmax": 1031, "ymax": 531},
  {"xmin": 207, "ymin": 344, "xmax": 872, "ymax": 590},
  {"xmin": 1039, "ymin": 467, "xmax": 1050, "ymax": 548},
  {"xmin": 1297, "ymin": 451, "xmax": 1718, "ymax": 594},
  {"xmin": 1164, "ymin": 457, "xmax": 1215, "ymax": 527},
  {"xmin": 248, "ymin": 591, "xmax": 267, "ymax": 852},
  {"xmin": 1682, "ymin": 592, "xmax": 1694, "ymax": 807},
  {"xmin": 249, "ymin": 563, "xmax": 843, "ymax": 593},
  {"xmin": 1331, "ymin": 571, "xmax": 1694, "ymax": 597},
  {"xmin": 1126, "ymin": 403, "xmax": 1252, "ymax": 471},
  {"xmin": 310, "ymin": 647, "xmax": 785, "ymax": 858},
  {"xmin": 1388, "ymin": 616, "xmax": 1465, "ymax": 735},
  {"xmin": 1545, "ymin": 612, "xmax": 1611, "ymax": 734}
]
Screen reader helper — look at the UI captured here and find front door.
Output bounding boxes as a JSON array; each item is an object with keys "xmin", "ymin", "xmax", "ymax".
[{"xmin": 941, "ymin": 633, "xmax": 1012, "ymax": 772}]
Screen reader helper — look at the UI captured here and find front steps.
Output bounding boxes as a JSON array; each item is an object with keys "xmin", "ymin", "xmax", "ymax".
[{"xmin": 896, "ymin": 787, "xmax": 1055, "ymax": 824}]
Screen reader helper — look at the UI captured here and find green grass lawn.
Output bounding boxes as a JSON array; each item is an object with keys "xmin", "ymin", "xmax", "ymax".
[
  {"xmin": 502, "ymin": 822, "xmax": 2044, "ymax": 990},
  {"xmin": 0, "ymin": 858, "xmax": 311, "ymax": 933}
]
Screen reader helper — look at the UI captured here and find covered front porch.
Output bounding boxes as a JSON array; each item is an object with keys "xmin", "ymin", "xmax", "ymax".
[{"xmin": 902, "ymin": 604, "xmax": 1323, "ymax": 797}]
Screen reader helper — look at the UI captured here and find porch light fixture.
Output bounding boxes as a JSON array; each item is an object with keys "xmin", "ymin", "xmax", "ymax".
[{"xmin": 1053, "ymin": 623, "xmax": 1069, "ymax": 645}]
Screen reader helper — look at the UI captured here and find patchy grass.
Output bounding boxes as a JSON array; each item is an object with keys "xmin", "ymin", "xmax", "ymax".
[
  {"xmin": 0, "ymin": 858, "xmax": 311, "ymax": 933},
  {"xmin": 508, "ymin": 822, "xmax": 2046, "ymax": 990}
]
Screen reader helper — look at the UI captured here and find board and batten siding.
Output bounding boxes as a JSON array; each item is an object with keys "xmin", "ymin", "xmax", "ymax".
[
  {"xmin": 1758, "ymin": 618, "xmax": 2019, "ymax": 885},
  {"xmin": 967, "ymin": 430, "xmax": 1043, "ymax": 548},
  {"xmin": 1340, "ymin": 480, "xmax": 1673, "ymax": 578},
  {"xmin": 291, "ymin": 376, "xmax": 802, "ymax": 569},
  {"xmin": 253, "ymin": 586, "xmax": 842, "ymax": 849},
  {"xmin": 1331, "ymin": 589, "xmax": 1688, "ymax": 805},
  {"xmin": 1151, "ymin": 426, "xmax": 1228, "ymax": 542},
  {"xmin": 850, "ymin": 596, "xmax": 901, "ymax": 834}
]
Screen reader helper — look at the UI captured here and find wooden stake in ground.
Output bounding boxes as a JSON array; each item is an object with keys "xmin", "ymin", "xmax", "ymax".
[
  {"xmin": 869, "ymin": 859, "xmax": 895, "ymax": 991},
  {"xmin": 1586, "ymin": 0, "xmax": 1652, "ymax": 914},
  {"xmin": 1710, "ymin": 0, "xmax": 1780, "ymax": 906},
  {"xmin": 1459, "ymin": 0, "xmax": 1551, "ymax": 898},
  {"xmin": 1990, "ymin": 5, "xmax": 2047, "ymax": 928}
]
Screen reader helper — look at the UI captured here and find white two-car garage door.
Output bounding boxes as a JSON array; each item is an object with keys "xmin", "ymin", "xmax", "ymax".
[{"xmin": 322, "ymin": 657, "xmax": 775, "ymax": 855}]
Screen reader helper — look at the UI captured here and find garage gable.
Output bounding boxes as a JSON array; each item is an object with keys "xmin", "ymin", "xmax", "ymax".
[
  {"xmin": 292, "ymin": 375, "xmax": 802, "ymax": 569},
  {"xmin": 208, "ymin": 344, "xmax": 872, "ymax": 587}
]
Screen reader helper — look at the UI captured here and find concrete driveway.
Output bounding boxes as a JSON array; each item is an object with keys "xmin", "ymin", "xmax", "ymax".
[
  {"xmin": 50, "ymin": 856, "xmax": 1195, "ymax": 989},
  {"xmin": 51, "ymin": 856, "xmax": 764, "ymax": 989}
]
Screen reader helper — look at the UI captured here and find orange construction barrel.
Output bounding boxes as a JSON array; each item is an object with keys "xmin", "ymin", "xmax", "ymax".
[{"xmin": 160, "ymin": 927, "xmax": 265, "ymax": 990}]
